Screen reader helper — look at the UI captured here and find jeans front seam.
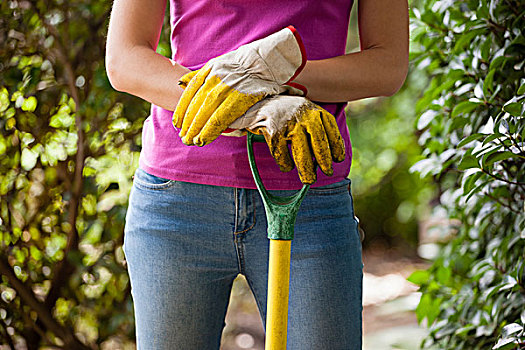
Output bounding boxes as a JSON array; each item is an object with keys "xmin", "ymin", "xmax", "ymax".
[
  {"xmin": 234, "ymin": 188, "xmax": 239, "ymax": 234},
  {"xmin": 234, "ymin": 235, "xmax": 246, "ymax": 274},
  {"xmin": 233, "ymin": 190, "xmax": 256, "ymax": 235},
  {"xmin": 233, "ymin": 188, "xmax": 246, "ymax": 274}
]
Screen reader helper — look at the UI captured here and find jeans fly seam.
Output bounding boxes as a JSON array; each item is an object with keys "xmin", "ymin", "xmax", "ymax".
[
  {"xmin": 237, "ymin": 239, "xmax": 246, "ymax": 274},
  {"xmin": 233, "ymin": 188, "xmax": 243, "ymax": 273},
  {"xmin": 234, "ymin": 190, "xmax": 256, "ymax": 235},
  {"xmin": 233, "ymin": 188, "xmax": 239, "ymax": 234}
]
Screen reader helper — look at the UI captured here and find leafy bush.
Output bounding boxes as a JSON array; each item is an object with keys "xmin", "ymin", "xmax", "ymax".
[
  {"xmin": 0, "ymin": 0, "xmax": 152, "ymax": 348},
  {"xmin": 408, "ymin": 0, "xmax": 525, "ymax": 348}
]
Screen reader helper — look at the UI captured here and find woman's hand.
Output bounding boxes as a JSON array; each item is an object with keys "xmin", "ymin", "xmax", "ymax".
[
  {"xmin": 172, "ymin": 27, "xmax": 307, "ymax": 146},
  {"xmin": 229, "ymin": 96, "xmax": 345, "ymax": 184}
]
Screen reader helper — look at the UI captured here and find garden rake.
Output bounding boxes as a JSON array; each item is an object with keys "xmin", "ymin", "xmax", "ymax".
[{"xmin": 246, "ymin": 133, "xmax": 310, "ymax": 350}]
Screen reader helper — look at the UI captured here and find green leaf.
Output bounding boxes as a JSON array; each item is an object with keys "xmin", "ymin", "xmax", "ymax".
[
  {"xmin": 463, "ymin": 170, "xmax": 483, "ymax": 194},
  {"xmin": 499, "ymin": 275, "xmax": 518, "ymax": 291},
  {"xmin": 407, "ymin": 270, "xmax": 430, "ymax": 285},
  {"xmin": 417, "ymin": 110, "xmax": 439, "ymax": 130},
  {"xmin": 409, "ymin": 51, "xmax": 425, "ymax": 61},
  {"xmin": 452, "ymin": 101, "xmax": 482, "ymax": 117},
  {"xmin": 21, "ymin": 148, "xmax": 38, "ymax": 171},
  {"xmin": 156, "ymin": 42, "xmax": 171, "ymax": 58},
  {"xmin": 489, "ymin": 54, "xmax": 507, "ymax": 71},
  {"xmin": 82, "ymin": 166, "xmax": 97, "ymax": 177},
  {"xmin": 483, "ymin": 69, "xmax": 496, "ymax": 96},
  {"xmin": 0, "ymin": 137, "xmax": 5, "ymax": 156},
  {"xmin": 477, "ymin": 3, "xmax": 490, "ymax": 19},
  {"xmin": 458, "ymin": 133, "xmax": 485, "ymax": 147},
  {"xmin": 415, "ymin": 293, "xmax": 441, "ymax": 325},
  {"xmin": 82, "ymin": 221, "xmax": 103, "ymax": 245},
  {"xmin": 458, "ymin": 153, "xmax": 479, "ymax": 170},
  {"xmin": 49, "ymin": 111, "xmax": 74, "ymax": 128},
  {"xmin": 473, "ymin": 142, "xmax": 501, "ymax": 158},
  {"xmin": 449, "ymin": 116, "xmax": 469, "ymax": 131},
  {"xmin": 483, "ymin": 151, "xmax": 518, "ymax": 167},
  {"xmin": 493, "ymin": 337, "xmax": 519, "ymax": 349},
  {"xmin": 21, "ymin": 96, "xmax": 37, "ymax": 112},
  {"xmin": 482, "ymin": 133, "xmax": 506, "ymax": 146},
  {"xmin": 453, "ymin": 28, "xmax": 486, "ymax": 53},
  {"xmin": 29, "ymin": 246, "xmax": 42, "ymax": 261},
  {"xmin": 409, "ymin": 157, "xmax": 440, "ymax": 178},
  {"xmin": 465, "ymin": 179, "xmax": 490, "ymax": 203},
  {"xmin": 109, "ymin": 118, "xmax": 131, "ymax": 131},
  {"xmin": 501, "ymin": 323, "xmax": 523, "ymax": 337},
  {"xmin": 502, "ymin": 102, "xmax": 522, "ymax": 116},
  {"xmin": 455, "ymin": 324, "xmax": 475, "ymax": 336},
  {"xmin": 67, "ymin": 97, "xmax": 76, "ymax": 112},
  {"xmin": 517, "ymin": 78, "xmax": 525, "ymax": 95},
  {"xmin": 0, "ymin": 87, "xmax": 9, "ymax": 113},
  {"xmin": 436, "ymin": 265, "xmax": 452, "ymax": 285},
  {"xmin": 480, "ymin": 38, "xmax": 492, "ymax": 61}
]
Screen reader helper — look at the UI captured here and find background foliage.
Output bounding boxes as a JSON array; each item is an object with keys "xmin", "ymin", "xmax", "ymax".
[
  {"xmin": 408, "ymin": 0, "xmax": 525, "ymax": 349},
  {"xmin": 347, "ymin": 68, "xmax": 434, "ymax": 248},
  {"xmin": 2, "ymin": 0, "xmax": 523, "ymax": 349},
  {"xmin": 0, "ymin": 0, "xmax": 148, "ymax": 348}
]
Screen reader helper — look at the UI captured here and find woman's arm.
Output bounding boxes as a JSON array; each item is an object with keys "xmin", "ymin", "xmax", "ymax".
[
  {"xmin": 105, "ymin": 0, "xmax": 189, "ymax": 111},
  {"xmin": 294, "ymin": 0, "xmax": 409, "ymax": 103}
]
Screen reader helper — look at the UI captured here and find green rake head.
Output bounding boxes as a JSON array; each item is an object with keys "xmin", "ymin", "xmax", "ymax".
[{"xmin": 246, "ymin": 133, "xmax": 310, "ymax": 240}]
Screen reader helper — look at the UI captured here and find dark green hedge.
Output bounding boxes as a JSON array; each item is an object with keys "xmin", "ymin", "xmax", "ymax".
[{"xmin": 409, "ymin": 0, "xmax": 525, "ymax": 348}]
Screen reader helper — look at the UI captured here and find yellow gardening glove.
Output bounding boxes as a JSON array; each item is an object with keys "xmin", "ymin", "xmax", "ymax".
[
  {"xmin": 173, "ymin": 26, "xmax": 307, "ymax": 147},
  {"xmin": 229, "ymin": 95, "xmax": 346, "ymax": 184}
]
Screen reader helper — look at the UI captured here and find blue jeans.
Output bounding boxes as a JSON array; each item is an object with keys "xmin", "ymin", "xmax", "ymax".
[{"xmin": 123, "ymin": 167, "xmax": 363, "ymax": 350}]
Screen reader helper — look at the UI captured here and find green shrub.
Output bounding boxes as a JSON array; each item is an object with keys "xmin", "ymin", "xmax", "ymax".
[
  {"xmin": 409, "ymin": 0, "xmax": 525, "ymax": 348},
  {"xmin": 0, "ymin": 1, "xmax": 154, "ymax": 347}
]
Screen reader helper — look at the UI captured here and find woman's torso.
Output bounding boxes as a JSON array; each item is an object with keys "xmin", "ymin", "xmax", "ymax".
[{"xmin": 139, "ymin": 0, "xmax": 354, "ymax": 190}]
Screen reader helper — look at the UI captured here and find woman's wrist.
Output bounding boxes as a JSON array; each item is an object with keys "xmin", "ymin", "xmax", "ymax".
[
  {"xmin": 108, "ymin": 46, "xmax": 190, "ymax": 111},
  {"xmin": 293, "ymin": 49, "xmax": 408, "ymax": 103}
]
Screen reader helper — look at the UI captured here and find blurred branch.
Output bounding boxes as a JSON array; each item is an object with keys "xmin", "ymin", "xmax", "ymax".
[
  {"xmin": 0, "ymin": 254, "xmax": 92, "ymax": 349},
  {"xmin": 0, "ymin": 315, "xmax": 16, "ymax": 350},
  {"xmin": 480, "ymin": 167, "xmax": 525, "ymax": 186},
  {"xmin": 483, "ymin": 191, "xmax": 521, "ymax": 215},
  {"xmin": 28, "ymin": 2, "xmax": 87, "ymax": 319},
  {"xmin": 19, "ymin": 305, "xmax": 47, "ymax": 350},
  {"xmin": 72, "ymin": 11, "xmax": 111, "ymax": 69}
]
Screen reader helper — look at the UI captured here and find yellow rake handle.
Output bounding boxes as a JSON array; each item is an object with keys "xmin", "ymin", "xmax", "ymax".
[
  {"xmin": 266, "ymin": 240, "xmax": 292, "ymax": 350},
  {"xmin": 246, "ymin": 133, "xmax": 311, "ymax": 350}
]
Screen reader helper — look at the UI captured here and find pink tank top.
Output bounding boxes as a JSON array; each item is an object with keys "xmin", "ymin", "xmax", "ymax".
[{"xmin": 139, "ymin": 0, "xmax": 354, "ymax": 190}]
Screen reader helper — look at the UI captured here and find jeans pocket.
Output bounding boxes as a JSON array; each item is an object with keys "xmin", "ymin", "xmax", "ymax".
[{"xmin": 133, "ymin": 168, "xmax": 176, "ymax": 190}]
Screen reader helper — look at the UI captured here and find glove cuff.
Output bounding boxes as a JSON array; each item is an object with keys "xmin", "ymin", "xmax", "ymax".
[
  {"xmin": 284, "ymin": 25, "xmax": 307, "ymax": 84},
  {"xmin": 244, "ymin": 26, "xmax": 307, "ymax": 86}
]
